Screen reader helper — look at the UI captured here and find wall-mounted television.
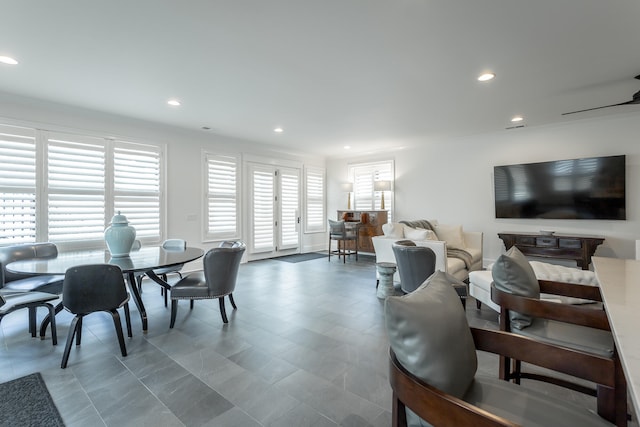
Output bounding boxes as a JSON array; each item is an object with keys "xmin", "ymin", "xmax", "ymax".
[{"xmin": 494, "ymin": 155, "xmax": 626, "ymax": 220}]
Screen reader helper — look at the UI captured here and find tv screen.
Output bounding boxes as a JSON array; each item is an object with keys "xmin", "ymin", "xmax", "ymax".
[{"xmin": 494, "ymin": 155, "xmax": 625, "ymax": 220}]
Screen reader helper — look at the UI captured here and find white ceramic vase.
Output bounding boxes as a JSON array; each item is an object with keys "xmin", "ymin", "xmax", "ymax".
[{"xmin": 104, "ymin": 211, "xmax": 136, "ymax": 257}]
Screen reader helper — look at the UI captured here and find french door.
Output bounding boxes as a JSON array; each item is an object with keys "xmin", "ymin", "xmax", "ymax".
[{"xmin": 248, "ymin": 163, "xmax": 300, "ymax": 259}]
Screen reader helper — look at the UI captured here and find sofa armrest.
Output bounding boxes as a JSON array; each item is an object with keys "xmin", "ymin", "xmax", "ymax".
[{"xmin": 372, "ymin": 236, "xmax": 448, "ymax": 273}]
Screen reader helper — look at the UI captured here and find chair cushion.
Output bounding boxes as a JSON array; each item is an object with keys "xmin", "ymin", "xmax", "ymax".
[
  {"xmin": 0, "ymin": 291, "xmax": 58, "ymax": 315},
  {"xmin": 384, "ymin": 270, "xmax": 477, "ymax": 399},
  {"xmin": 171, "ymin": 272, "xmax": 210, "ymax": 299},
  {"xmin": 515, "ymin": 318, "xmax": 614, "ymax": 358},
  {"xmin": 2, "ymin": 275, "xmax": 64, "ymax": 294},
  {"xmin": 464, "ymin": 376, "xmax": 612, "ymax": 427},
  {"xmin": 492, "ymin": 246, "xmax": 540, "ymax": 329}
]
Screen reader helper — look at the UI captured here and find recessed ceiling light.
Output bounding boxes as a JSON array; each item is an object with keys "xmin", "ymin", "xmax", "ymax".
[
  {"xmin": 167, "ymin": 99, "xmax": 181, "ymax": 106},
  {"xmin": 477, "ymin": 73, "xmax": 495, "ymax": 82},
  {"xmin": 0, "ymin": 56, "xmax": 18, "ymax": 65},
  {"xmin": 511, "ymin": 116, "xmax": 524, "ymax": 122},
  {"xmin": 274, "ymin": 127, "xmax": 283, "ymax": 133},
  {"xmin": 344, "ymin": 145, "xmax": 351, "ymax": 150}
]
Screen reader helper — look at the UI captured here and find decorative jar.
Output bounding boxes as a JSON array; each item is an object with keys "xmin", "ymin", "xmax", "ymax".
[{"xmin": 104, "ymin": 211, "xmax": 136, "ymax": 257}]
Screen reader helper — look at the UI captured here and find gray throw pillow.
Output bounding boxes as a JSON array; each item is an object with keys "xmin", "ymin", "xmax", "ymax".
[
  {"xmin": 492, "ymin": 246, "xmax": 540, "ymax": 329},
  {"xmin": 384, "ymin": 270, "xmax": 478, "ymax": 399}
]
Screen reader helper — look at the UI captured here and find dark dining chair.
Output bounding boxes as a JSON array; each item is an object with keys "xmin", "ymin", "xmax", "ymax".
[
  {"xmin": 169, "ymin": 241, "xmax": 245, "ymax": 327},
  {"xmin": 0, "ymin": 290, "xmax": 58, "ymax": 345},
  {"xmin": 60, "ymin": 264, "xmax": 132, "ymax": 369}
]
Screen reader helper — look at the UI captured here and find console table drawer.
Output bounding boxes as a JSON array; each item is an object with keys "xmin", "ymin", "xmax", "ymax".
[
  {"xmin": 535, "ymin": 237, "xmax": 557, "ymax": 247},
  {"xmin": 516, "ymin": 236, "xmax": 536, "ymax": 246},
  {"xmin": 559, "ymin": 238, "xmax": 582, "ymax": 249}
]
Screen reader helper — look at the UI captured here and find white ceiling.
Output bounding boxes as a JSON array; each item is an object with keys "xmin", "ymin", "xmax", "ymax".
[{"xmin": 1, "ymin": 0, "xmax": 640, "ymax": 157}]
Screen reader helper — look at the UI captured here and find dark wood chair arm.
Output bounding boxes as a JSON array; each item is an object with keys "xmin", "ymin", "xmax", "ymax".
[
  {"xmin": 538, "ymin": 279, "xmax": 603, "ymax": 302},
  {"xmin": 389, "ymin": 350, "xmax": 519, "ymax": 427},
  {"xmin": 491, "ymin": 284, "xmax": 610, "ymax": 331},
  {"xmin": 470, "ymin": 328, "xmax": 615, "ymax": 387}
]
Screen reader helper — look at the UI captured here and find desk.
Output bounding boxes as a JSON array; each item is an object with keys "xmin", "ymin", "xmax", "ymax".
[
  {"xmin": 7, "ymin": 246, "xmax": 204, "ymax": 332},
  {"xmin": 592, "ymin": 257, "xmax": 640, "ymax": 415}
]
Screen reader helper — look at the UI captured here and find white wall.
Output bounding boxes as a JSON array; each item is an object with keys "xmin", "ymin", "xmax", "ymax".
[
  {"xmin": 0, "ymin": 92, "xmax": 328, "ymax": 260},
  {"xmin": 327, "ymin": 112, "xmax": 640, "ymax": 266}
]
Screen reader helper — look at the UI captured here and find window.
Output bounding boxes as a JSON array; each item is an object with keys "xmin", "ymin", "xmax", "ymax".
[
  {"xmin": 304, "ymin": 166, "xmax": 325, "ymax": 233},
  {"xmin": 205, "ymin": 153, "xmax": 239, "ymax": 240},
  {"xmin": 0, "ymin": 124, "xmax": 164, "ymax": 247},
  {"xmin": 348, "ymin": 160, "xmax": 394, "ymax": 219}
]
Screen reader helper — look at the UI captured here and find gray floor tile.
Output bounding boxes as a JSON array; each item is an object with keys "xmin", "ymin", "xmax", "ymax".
[{"xmin": 1, "ymin": 255, "xmax": 628, "ymax": 427}]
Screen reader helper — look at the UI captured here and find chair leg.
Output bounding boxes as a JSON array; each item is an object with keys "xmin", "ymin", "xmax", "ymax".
[
  {"xmin": 162, "ymin": 274, "xmax": 169, "ymax": 307},
  {"xmin": 170, "ymin": 300, "xmax": 178, "ymax": 328},
  {"xmin": 328, "ymin": 235, "xmax": 331, "ymax": 261},
  {"xmin": 28, "ymin": 306, "xmax": 37, "ymax": 337},
  {"xmin": 110, "ymin": 309, "xmax": 127, "ymax": 357},
  {"xmin": 61, "ymin": 316, "xmax": 81, "ymax": 369},
  {"xmin": 76, "ymin": 316, "xmax": 83, "ymax": 345},
  {"xmin": 190, "ymin": 300, "xmax": 194, "ymax": 310},
  {"xmin": 219, "ymin": 297, "xmax": 228, "ymax": 323},
  {"xmin": 229, "ymin": 293, "xmax": 237, "ymax": 309},
  {"xmin": 123, "ymin": 303, "xmax": 132, "ymax": 338},
  {"xmin": 46, "ymin": 303, "xmax": 57, "ymax": 346}
]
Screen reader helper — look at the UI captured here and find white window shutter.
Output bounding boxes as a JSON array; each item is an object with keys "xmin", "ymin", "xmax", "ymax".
[
  {"xmin": 206, "ymin": 154, "xmax": 238, "ymax": 239},
  {"xmin": 0, "ymin": 125, "xmax": 37, "ymax": 244},
  {"xmin": 114, "ymin": 141, "xmax": 162, "ymax": 240},
  {"xmin": 279, "ymin": 168, "xmax": 299, "ymax": 248},
  {"xmin": 304, "ymin": 167, "xmax": 325, "ymax": 233},
  {"xmin": 46, "ymin": 133, "xmax": 106, "ymax": 242},
  {"xmin": 251, "ymin": 167, "xmax": 274, "ymax": 252}
]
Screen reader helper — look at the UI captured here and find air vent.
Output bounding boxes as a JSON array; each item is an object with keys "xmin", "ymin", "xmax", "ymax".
[{"xmin": 505, "ymin": 124, "xmax": 526, "ymax": 130}]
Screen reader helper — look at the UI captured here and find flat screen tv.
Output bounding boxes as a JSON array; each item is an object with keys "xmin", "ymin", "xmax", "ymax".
[{"xmin": 494, "ymin": 155, "xmax": 625, "ymax": 220}]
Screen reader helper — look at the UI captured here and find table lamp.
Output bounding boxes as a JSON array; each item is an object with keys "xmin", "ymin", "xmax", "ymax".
[
  {"xmin": 374, "ymin": 180, "xmax": 391, "ymax": 210},
  {"xmin": 341, "ymin": 182, "xmax": 353, "ymax": 210}
]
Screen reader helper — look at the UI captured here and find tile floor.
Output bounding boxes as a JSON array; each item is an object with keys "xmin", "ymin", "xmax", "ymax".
[{"xmin": 0, "ymin": 253, "xmax": 632, "ymax": 426}]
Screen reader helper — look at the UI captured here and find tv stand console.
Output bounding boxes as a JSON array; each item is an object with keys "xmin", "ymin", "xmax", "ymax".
[{"xmin": 498, "ymin": 232, "xmax": 605, "ymax": 270}]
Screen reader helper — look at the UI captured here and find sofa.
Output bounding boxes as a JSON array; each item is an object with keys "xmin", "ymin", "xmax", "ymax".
[{"xmin": 372, "ymin": 219, "xmax": 483, "ymax": 283}]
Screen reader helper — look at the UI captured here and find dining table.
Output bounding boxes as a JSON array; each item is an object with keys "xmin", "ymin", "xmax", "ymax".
[{"xmin": 6, "ymin": 245, "xmax": 204, "ymax": 333}]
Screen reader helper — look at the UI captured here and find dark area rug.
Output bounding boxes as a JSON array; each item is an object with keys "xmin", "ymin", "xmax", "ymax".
[
  {"xmin": 0, "ymin": 373, "xmax": 65, "ymax": 426},
  {"xmin": 274, "ymin": 252, "xmax": 327, "ymax": 263}
]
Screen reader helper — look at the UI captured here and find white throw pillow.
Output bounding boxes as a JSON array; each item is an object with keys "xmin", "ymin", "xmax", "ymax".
[
  {"xmin": 382, "ymin": 222, "xmax": 404, "ymax": 238},
  {"xmin": 403, "ymin": 226, "xmax": 437, "ymax": 241},
  {"xmin": 434, "ymin": 224, "xmax": 466, "ymax": 249}
]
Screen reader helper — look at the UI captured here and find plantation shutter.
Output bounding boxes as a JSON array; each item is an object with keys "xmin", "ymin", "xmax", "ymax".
[
  {"xmin": 114, "ymin": 141, "xmax": 161, "ymax": 240},
  {"xmin": 279, "ymin": 168, "xmax": 299, "ymax": 249},
  {"xmin": 206, "ymin": 154, "xmax": 238, "ymax": 239},
  {"xmin": 46, "ymin": 132, "xmax": 106, "ymax": 242},
  {"xmin": 349, "ymin": 160, "xmax": 394, "ymax": 221},
  {"xmin": 251, "ymin": 166, "xmax": 274, "ymax": 253},
  {"xmin": 304, "ymin": 167, "xmax": 325, "ymax": 233},
  {"xmin": 0, "ymin": 124, "xmax": 37, "ymax": 244}
]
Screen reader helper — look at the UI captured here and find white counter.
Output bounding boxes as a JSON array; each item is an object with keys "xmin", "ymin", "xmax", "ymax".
[{"xmin": 592, "ymin": 256, "xmax": 640, "ymax": 415}]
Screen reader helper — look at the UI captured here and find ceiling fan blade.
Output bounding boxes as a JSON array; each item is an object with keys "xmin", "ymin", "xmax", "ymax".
[{"xmin": 561, "ymin": 101, "xmax": 633, "ymax": 116}]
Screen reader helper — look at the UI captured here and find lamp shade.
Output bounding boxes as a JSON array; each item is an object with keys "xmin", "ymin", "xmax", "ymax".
[
  {"xmin": 374, "ymin": 180, "xmax": 391, "ymax": 191},
  {"xmin": 341, "ymin": 182, "xmax": 353, "ymax": 192}
]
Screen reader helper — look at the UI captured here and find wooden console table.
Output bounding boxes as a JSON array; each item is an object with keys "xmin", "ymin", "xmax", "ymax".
[
  {"xmin": 337, "ymin": 210, "xmax": 387, "ymax": 253},
  {"xmin": 498, "ymin": 232, "xmax": 604, "ymax": 270}
]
